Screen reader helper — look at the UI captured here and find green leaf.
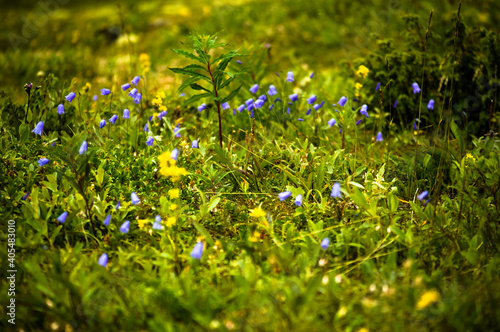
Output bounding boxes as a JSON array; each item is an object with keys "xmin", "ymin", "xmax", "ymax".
[
  {"xmin": 182, "ymin": 92, "xmax": 212, "ymax": 107},
  {"xmin": 177, "ymin": 76, "xmax": 201, "ymax": 93},
  {"xmin": 450, "ymin": 120, "xmax": 463, "ymax": 154},
  {"xmin": 97, "ymin": 167, "xmax": 104, "ymax": 186},
  {"xmin": 221, "ymin": 85, "xmax": 242, "ymax": 104},
  {"xmin": 171, "ymin": 48, "xmax": 204, "ymax": 63},
  {"xmin": 192, "ymin": 219, "xmax": 214, "ymax": 246},
  {"xmin": 169, "ymin": 67, "xmax": 210, "ymax": 81},
  {"xmin": 190, "ymin": 83, "xmax": 210, "ymax": 93},
  {"xmin": 182, "ymin": 64, "xmax": 208, "ymax": 72},
  {"xmin": 219, "ymin": 77, "xmax": 234, "ymax": 90}
]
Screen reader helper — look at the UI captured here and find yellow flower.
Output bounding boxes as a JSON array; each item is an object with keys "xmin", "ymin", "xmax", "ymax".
[
  {"xmin": 169, "ymin": 204, "xmax": 178, "ymax": 211},
  {"xmin": 356, "ymin": 65, "xmax": 370, "ymax": 78},
  {"xmin": 355, "ymin": 83, "xmax": 363, "ymax": 90},
  {"xmin": 139, "ymin": 53, "xmax": 150, "ymax": 62},
  {"xmin": 138, "ymin": 220, "xmax": 147, "ymax": 229},
  {"xmin": 83, "ymin": 82, "xmax": 92, "ymax": 93},
  {"xmin": 159, "ymin": 105, "xmax": 167, "ymax": 112},
  {"xmin": 249, "ymin": 231, "xmax": 261, "ymax": 242},
  {"xmin": 169, "ymin": 189, "xmax": 180, "ymax": 199},
  {"xmin": 166, "ymin": 217, "xmax": 176, "ymax": 227},
  {"xmin": 158, "ymin": 152, "xmax": 188, "ymax": 182},
  {"xmin": 250, "ymin": 207, "xmax": 266, "ymax": 218},
  {"xmin": 416, "ymin": 290, "xmax": 440, "ymax": 310}
]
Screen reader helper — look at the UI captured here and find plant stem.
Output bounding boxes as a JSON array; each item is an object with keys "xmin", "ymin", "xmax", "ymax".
[{"xmin": 206, "ymin": 60, "xmax": 223, "ymax": 148}]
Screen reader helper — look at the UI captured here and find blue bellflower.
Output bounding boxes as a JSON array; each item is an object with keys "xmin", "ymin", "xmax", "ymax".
[
  {"xmin": 192, "ymin": 140, "xmax": 199, "ymax": 148},
  {"xmin": 279, "ymin": 191, "xmax": 292, "ymax": 201},
  {"xmin": 307, "ymin": 95, "xmax": 317, "ymax": 105},
  {"xmin": 98, "ymin": 253, "xmax": 108, "ymax": 267},
  {"xmin": 99, "ymin": 119, "xmax": 106, "ymax": 128},
  {"xmin": 412, "ymin": 83, "xmax": 421, "ymax": 94},
  {"xmin": 32, "ymin": 121, "xmax": 44, "ymax": 136},
  {"xmin": 427, "ymin": 99, "xmax": 434, "ymax": 110},
  {"xmin": 65, "ymin": 92, "xmax": 76, "ymax": 102},
  {"xmin": 79, "ymin": 141, "xmax": 87, "ymax": 155},
  {"xmin": 123, "ymin": 109, "xmax": 130, "ymax": 119},
  {"xmin": 146, "ymin": 136, "xmax": 154, "ymax": 147},
  {"xmin": 131, "ymin": 192, "xmax": 140, "ymax": 205},
  {"xmin": 249, "ymin": 84, "xmax": 259, "ymax": 94},
  {"xmin": 171, "ymin": 148, "xmax": 179, "ymax": 161},
  {"xmin": 286, "ymin": 71, "xmax": 294, "ymax": 82},
  {"xmin": 328, "ymin": 118, "xmax": 337, "ymax": 127},
  {"xmin": 375, "ymin": 82, "xmax": 381, "ymax": 91},
  {"xmin": 101, "ymin": 88, "xmax": 111, "ymax": 95},
  {"xmin": 121, "ymin": 83, "xmax": 131, "ymax": 91},
  {"xmin": 103, "ymin": 215, "xmax": 111, "ymax": 226},
  {"xmin": 131, "ymin": 76, "xmax": 140, "ymax": 85},
  {"xmin": 109, "ymin": 115, "xmax": 117, "ymax": 124},
  {"xmin": 376, "ymin": 132, "xmax": 383, "ymax": 142},
  {"xmin": 57, "ymin": 104, "xmax": 65, "ymax": 115},
  {"xmin": 133, "ymin": 93, "xmax": 142, "ymax": 104},
  {"xmin": 198, "ymin": 103, "xmax": 207, "ymax": 112},
  {"xmin": 338, "ymin": 96, "xmax": 347, "ymax": 107},
  {"xmin": 289, "ymin": 94, "xmax": 298, "ymax": 102},
  {"xmin": 331, "ymin": 183, "xmax": 341, "ymax": 198},
  {"xmin": 38, "ymin": 158, "xmax": 49, "ymax": 167},
  {"xmin": 58, "ymin": 211, "xmax": 68, "ymax": 223},
  {"xmin": 190, "ymin": 242, "xmax": 204, "ymax": 259},
  {"xmin": 120, "ymin": 220, "xmax": 130, "ymax": 233},
  {"xmin": 268, "ymin": 85, "xmax": 277, "ymax": 96},
  {"xmin": 360, "ymin": 104, "xmax": 369, "ymax": 118},
  {"xmin": 320, "ymin": 238, "xmax": 330, "ymax": 250},
  {"xmin": 128, "ymin": 88, "xmax": 137, "ymax": 98},
  {"xmin": 295, "ymin": 194, "xmax": 303, "ymax": 206},
  {"xmin": 221, "ymin": 102, "xmax": 230, "ymax": 110}
]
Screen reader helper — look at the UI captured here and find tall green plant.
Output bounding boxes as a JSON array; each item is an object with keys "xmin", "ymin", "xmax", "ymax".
[{"xmin": 169, "ymin": 33, "xmax": 243, "ymax": 148}]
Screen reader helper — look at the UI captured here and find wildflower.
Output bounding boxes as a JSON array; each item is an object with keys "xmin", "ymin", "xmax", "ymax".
[
  {"xmin": 278, "ymin": 191, "xmax": 292, "ymax": 201},
  {"xmin": 274, "ymin": 97, "xmax": 282, "ymax": 103},
  {"xmin": 98, "ymin": 253, "xmax": 108, "ymax": 267},
  {"xmin": 310, "ymin": 72, "xmax": 315, "ymax": 78},
  {"xmin": 131, "ymin": 192, "xmax": 140, "ymax": 205},
  {"xmin": 338, "ymin": 96, "xmax": 347, "ymax": 107},
  {"xmin": 57, "ymin": 104, "xmax": 65, "ymax": 115},
  {"xmin": 146, "ymin": 136, "xmax": 154, "ymax": 147},
  {"xmin": 166, "ymin": 217, "xmax": 176, "ymax": 227},
  {"xmin": 286, "ymin": 71, "xmax": 294, "ymax": 82},
  {"xmin": 236, "ymin": 60, "xmax": 243, "ymax": 64},
  {"xmin": 116, "ymin": 201, "xmax": 120, "ymax": 210},
  {"xmin": 427, "ymin": 99, "xmax": 434, "ymax": 110},
  {"xmin": 376, "ymin": 132, "xmax": 383, "ymax": 142},
  {"xmin": 120, "ymin": 220, "xmax": 130, "ymax": 233},
  {"xmin": 314, "ymin": 101, "xmax": 324, "ymax": 111},
  {"xmin": 287, "ymin": 108, "xmax": 290, "ymax": 114},
  {"xmin": 307, "ymin": 95, "xmax": 317, "ymax": 105},
  {"xmin": 22, "ymin": 191, "xmax": 30, "ymax": 201},
  {"xmin": 250, "ymin": 207, "xmax": 266, "ymax": 218},
  {"xmin": 169, "ymin": 189, "xmax": 180, "ymax": 199},
  {"xmin": 254, "ymin": 99, "xmax": 264, "ymax": 109},
  {"xmin": 331, "ymin": 183, "xmax": 341, "ymax": 198},
  {"xmin": 121, "ymin": 83, "xmax": 131, "ymax": 90},
  {"xmin": 414, "ymin": 122, "xmax": 417, "ymax": 130},
  {"xmin": 128, "ymin": 88, "xmax": 138, "ymax": 98},
  {"xmin": 268, "ymin": 85, "xmax": 277, "ymax": 96},
  {"xmin": 249, "ymin": 84, "xmax": 259, "ymax": 94},
  {"xmin": 232, "ymin": 109, "xmax": 236, "ymax": 115},
  {"xmin": 99, "ymin": 119, "xmax": 106, "ymax": 129},
  {"xmin": 103, "ymin": 215, "xmax": 111, "ymax": 226},
  {"xmin": 93, "ymin": 95, "xmax": 98, "ymax": 101},
  {"xmin": 393, "ymin": 100, "xmax": 398, "ymax": 108},
  {"xmin": 180, "ymin": 92, "xmax": 185, "ymax": 97},
  {"xmin": 133, "ymin": 93, "xmax": 142, "ymax": 104},
  {"xmin": 360, "ymin": 104, "xmax": 369, "ymax": 118},
  {"xmin": 109, "ymin": 115, "xmax": 117, "ymax": 124},
  {"xmin": 101, "ymin": 88, "xmax": 111, "ymax": 96},
  {"xmin": 355, "ymin": 83, "xmax": 363, "ymax": 90},
  {"xmin": 57, "ymin": 211, "xmax": 68, "ymax": 224},
  {"xmin": 320, "ymin": 237, "xmax": 330, "ymax": 250},
  {"xmin": 152, "ymin": 222, "xmax": 163, "ymax": 230},
  {"xmin": 171, "ymin": 148, "xmax": 179, "ymax": 161},
  {"xmin": 197, "ymin": 103, "xmax": 207, "ymax": 112},
  {"xmin": 258, "ymin": 94, "xmax": 267, "ymax": 102},
  {"xmin": 144, "ymin": 123, "xmax": 149, "ymax": 132},
  {"xmin": 356, "ymin": 119, "xmax": 362, "ymax": 125},
  {"xmin": 412, "ymin": 82, "xmax": 421, "ymax": 94},
  {"xmin": 131, "ymin": 76, "xmax": 140, "ymax": 85},
  {"xmin": 192, "ymin": 140, "xmax": 199, "ymax": 148},
  {"xmin": 245, "ymin": 98, "xmax": 253, "ymax": 106},
  {"xmin": 328, "ymin": 118, "xmax": 337, "ymax": 127},
  {"xmin": 190, "ymin": 242, "xmax": 204, "ymax": 260},
  {"xmin": 148, "ymin": 115, "xmax": 153, "ymax": 122},
  {"xmin": 32, "ymin": 121, "xmax": 44, "ymax": 136},
  {"xmin": 248, "ymin": 104, "xmax": 255, "ymax": 112},
  {"xmin": 356, "ymin": 65, "xmax": 370, "ymax": 78},
  {"xmin": 123, "ymin": 109, "xmax": 130, "ymax": 119},
  {"xmin": 339, "ymin": 128, "xmax": 343, "ymax": 134},
  {"xmin": 79, "ymin": 141, "xmax": 88, "ymax": 155},
  {"xmin": 158, "ymin": 111, "xmax": 167, "ymax": 120},
  {"xmin": 417, "ymin": 191, "xmax": 429, "ymax": 201},
  {"xmin": 375, "ymin": 82, "xmax": 381, "ymax": 91},
  {"xmin": 174, "ymin": 124, "xmax": 180, "ymax": 138},
  {"xmin": 306, "ymin": 109, "xmax": 312, "ymax": 116},
  {"xmin": 297, "ymin": 118, "xmax": 304, "ymax": 121},
  {"xmin": 289, "ymin": 93, "xmax": 298, "ymax": 102},
  {"xmin": 65, "ymin": 92, "xmax": 76, "ymax": 102},
  {"xmin": 295, "ymin": 194, "xmax": 303, "ymax": 206},
  {"xmin": 416, "ymin": 290, "xmax": 440, "ymax": 310},
  {"xmin": 170, "ymin": 204, "xmax": 178, "ymax": 211},
  {"xmin": 221, "ymin": 102, "xmax": 230, "ymax": 110},
  {"xmin": 269, "ymin": 104, "xmax": 274, "ymax": 111},
  {"xmin": 237, "ymin": 104, "xmax": 245, "ymax": 112},
  {"xmin": 38, "ymin": 158, "xmax": 49, "ymax": 167}
]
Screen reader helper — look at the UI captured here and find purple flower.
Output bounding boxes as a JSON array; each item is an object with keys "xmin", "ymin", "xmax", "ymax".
[
  {"xmin": 320, "ymin": 238, "xmax": 330, "ymax": 250},
  {"xmin": 221, "ymin": 102, "xmax": 230, "ymax": 110},
  {"xmin": 22, "ymin": 191, "xmax": 30, "ymax": 201},
  {"xmin": 258, "ymin": 94, "xmax": 267, "ymax": 102},
  {"xmin": 279, "ymin": 191, "xmax": 292, "ymax": 201},
  {"xmin": 103, "ymin": 215, "xmax": 111, "ymax": 226},
  {"xmin": 155, "ymin": 215, "xmax": 162, "ymax": 223},
  {"xmin": 376, "ymin": 132, "xmax": 383, "ymax": 142},
  {"xmin": 330, "ymin": 183, "xmax": 341, "ymax": 198},
  {"xmin": 339, "ymin": 128, "xmax": 343, "ymax": 134},
  {"xmin": 274, "ymin": 97, "xmax": 282, "ymax": 103},
  {"xmin": 360, "ymin": 104, "xmax": 369, "ymax": 118},
  {"xmin": 310, "ymin": 72, "xmax": 315, "ymax": 78},
  {"xmin": 121, "ymin": 83, "xmax": 131, "ymax": 91},
  {"xmin": 287, "ymin": 108, "xmax": 290, "ymax": 114},
  {"xmin": 356, "ymin": 119, "xmax": 362, "ymax": 125},
  {"xmin": 174, "ymin": 124, "xmax": 181, "ymax": 138},
  {"xmin": 192, "ymin": 140, "xmax": 199, "ymax": 148},
  {"xmin": 286, "ymin": 71, "xmax": 294, "ymax": 82},
  {"xmin": 375, "ymin": 82, "xmax": 381, "ymax": 91},
  {"xmin": 101, "ymin": 88, "xmax": 111, "ymax": 96},
  {"xmin": 245, "ymin": 98, "xmax": 254, "ymax": 106},
  {"xmin": 99, "ymin": 119, "xmax": 106, "ymax": 129},
  {"xmin": 295, "ymin": 194, "xmax": 303, "ymax": 206},
  {"xmin": 128, "ymin": 88, "xmax": 138, "ymax": 98},
  {"xmin": 133, "ymin": 93, "xmax": 142, "ymax": 104},
  {"xmin": 109, "ymin": 115, "xmax": 117, "ymax": 124},
  {"xmin": 250, "ymin": 84, "xmax": 259, "ymax": 94},
  {"xmin": 148, "ymin": 115, "xmax": 153, "ymax": 122},
  {"xmin": 306, "ymin": 109, "xmax": 312, "ymax": 116},
  {"xmin": 131, "ymin": 192, "xmax": 140, "ymax": 205},
  {"xmin": 123, "ymin": 109, "xmax": 130, "ymax": 119},
  {"xmin": 116, "ymin": 201, "xmax": 120, "ymax": 210},
  {"xmin": 393, "ymin": 100, "xmax": 398, "ymax": 108},
  {"xmin": 171, "ymin": 148, "xmax": 179, "ymax": 161},
  {"xmin": 197, "ymin": 103, "xmax": 207, "ymax": 112},
  {"xmin": 427, "ymin": 99, "xmax": 435, "ymax": 110},
  {"xmin": 247, "ymin": 103, "xmax": 255, "ymax": 111},
  {"xmin": 338, "ymin": 96, "xmax": 347, "ymax": 107},
  {"xmin": 38, "ymin": 158, "xmax": 49, "ymax": 167},
  {"xmin": 236, "ymin": 60, "xmax": 243, "ymax": 64},
  {"xmin": 417, "ymin": 191, "xmax": 429, "ymax": 201},
  {"xmin": 298, "ymin": 118, "xmax": 304, "ymax": 121},
  {"xmin": 93, "ymin": 95, "xmax": 98, "ymax": 101},
  {"xmin": 144, "ymin": 123, "xmax": 149, "ymax": 132},
  {"xmin": 98, "ymin": 253, "xmax": 108, "ymax": 267},
  {"xmin": 314, "ymin": 101, "xmax": 325, "ymax": 110},
  {"xmin": 131, "ymin": 76, "xmax": 140, "ymax": 85},
  {"xmin": 254, "ymin": 99, "xmax": 264, "ymax": 109},
  {"xmin": 412, "ymin": 82, "xmax": 421, "ymax": 94},
  {"xmin": 57, "ymin": 104, "xmax": 65, "ymax": 115},
  {"xmin": 353, "ymin": 98, "xmax": 359, "ymax": 102},
  {"xmin": 328, "ymin": 118, "xmax": 337, "ymax": 127},
  {"xmin": 289, "ymin": 94, "xmax": 298, "ymax": 102},
  {"xmin": 120, "ymin": 220, "xmax": 130, "ymax": 233},
  {"xmin": 146, "ymin": 136, "xmax": 154, "ymax": 147},
  {"xmin": 414, "ymin": 122, "xmax": 417, "ymax": 130},
  {"xmin": 32, "ymin": 121, "xmax": 44, "ymax": 136},
  {"xmin": 57, "ymin": 211, "xmax": 68, "ymax": 224},
  {"xmin": 269, "ymin": 104, "xmax": 274, "ymax": 111},
  {"xmin": 79, "ymin": 141, "xmax": 87, "ymax": 155},
  {"xmin": 237, "ymin": 104, "xmax": 245, "ymax": 112},
  {"xmin": 268, "ymin": 85, "xmax": 277, "ymax": 96},
  {"xmin": 180, "ymin": 93, "xmax": 185, "ymax": 97},
  {"xmin": 158, "ymin": 111, "xmax": 167, "ymax": 120},
  {"xmin": 307, "ymin": 95, "xmax": 317, "ymax": 105},
  {"xmin": 190, "ymin": 242, "xmax": 204, "ymax": 259},
  {"xmin": 250, "ymin": 110, "xmax": 254, "ymax": 118},
  {"xmin": 152, "ymin": 222, "xmax": 163, "ymax": 230},
  {"xmin": 65, "ymin": 92, "xmax": 76, "ymax": 102},
  {"xmin": 233, "ymin": 109, "xmax": 236, "ymax": 115}
]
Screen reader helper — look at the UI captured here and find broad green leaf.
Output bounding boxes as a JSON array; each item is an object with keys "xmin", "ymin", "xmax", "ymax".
[
  {"xmin": 190, "ymin": 83, "xmax": 210, "ymax": 93},
  {"xmin": 221, "ymin": 85, "xmax": 242, "ymax": 104},
  {"xmin": 169, "ymin": 67, "xmax": 210, "ymax": 81},
  {"xmin": 182, "ymin": 92, "xmax": 212, "ymax": 107}
]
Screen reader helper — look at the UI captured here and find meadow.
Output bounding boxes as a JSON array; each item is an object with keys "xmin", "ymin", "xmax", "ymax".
[{"xmin": 1, "ymin": 0, "xmax": 500, "ymax": 331}]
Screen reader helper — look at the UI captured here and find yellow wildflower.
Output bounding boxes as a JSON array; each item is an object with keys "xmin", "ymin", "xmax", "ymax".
[
  {"xmin": 159, "ymin": 105, "xmax": 167, "ymax": 112},
  {"xmin": 416, "ymin": 290, "xmax": 440, "ymax": 310},
  {"xmin": 356, "ymin": 65, "xmax": 370, "ymax": 78},
  {"xmin": 249, "ymin": 231, "xmax": 261, "ymax": 242},
  {"xmin": 158, "ymin": 152, "xmax": 188, "ymax": 182},
  {"xmin": 166, "ymin": 217, "xmax": 176, "ymax": 227},
  {"xmin": 250, "ymin": 207, "xmax": 266, "ymax": 218},
  {"xmin": 169, "ymin": 189, "xmax": 180, "ymax": 199},
  {"xmin": 138, "ymin": 220, "xmax": 147, "ymax": 229},
  {"xmin": 355, "ymin": 83, "xmax": 363, "ymax": 90},
  {"xmin": 83, "ymin": 82, "xmax": 92, "ymax": 93},
  {"xmin": 169, "ymin": 204, "xmax": 178, "ymax": 211}
]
